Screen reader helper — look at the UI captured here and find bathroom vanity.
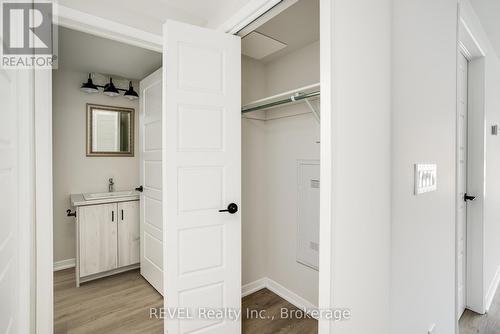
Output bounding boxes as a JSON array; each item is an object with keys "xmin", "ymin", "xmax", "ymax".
[{"xmin": 70, "ymin": 191, "xmax": 140, "ymax": 287}]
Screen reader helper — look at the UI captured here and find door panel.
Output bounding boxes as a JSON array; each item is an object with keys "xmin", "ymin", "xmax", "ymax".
[
  {"xmin": 139, "ymin": 68, "xmax": 164, "ymax": 295},
  {"xmin": 457, "ymin": 51, "xmax": 469, "ymax": 319},
  {"xmin": 79, "ymin": 203, "xmax": 118, "ymax": 277},
  {"xmin": 163, "ymin": 20, "xmax": 241, "ymax": 334},
  {"xmin": 0, "ymin": 68, "xmax": 19, "ymax": 334},
  {"xmin": 118, "ymin": 201, "xmax": 140, "ymax": 267}
]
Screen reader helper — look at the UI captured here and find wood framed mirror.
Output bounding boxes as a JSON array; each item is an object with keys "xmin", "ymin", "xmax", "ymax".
[{"xmin": 86, "ymin": 104, "xmax": 135, "ymax": 157}]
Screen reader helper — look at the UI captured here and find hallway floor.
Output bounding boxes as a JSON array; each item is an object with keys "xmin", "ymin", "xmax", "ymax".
[
  {"xmin": 460, "ymin": 285, "xmax": 500, "ymax": 333},
  {"xmin": 54, "ymin": 269, "xmax": 317, "ymax": 333}
]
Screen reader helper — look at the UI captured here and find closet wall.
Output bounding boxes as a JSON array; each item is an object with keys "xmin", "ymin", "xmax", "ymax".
[{"xmin": 242, "ymin": 40, "xmax": 320, "ymax": 305}]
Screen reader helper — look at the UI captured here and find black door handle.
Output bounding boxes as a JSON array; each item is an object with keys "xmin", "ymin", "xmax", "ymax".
[
  {"xmin": 219, "ymin": 203, "xmax": 238, "ymax": 214},
  {"xmin": 135, "ymin": 186, "xmax": 143, "ymax": 192},
  {"xmin": 464, "ymin": 193, "xmax": 476, "ymax": 202}
]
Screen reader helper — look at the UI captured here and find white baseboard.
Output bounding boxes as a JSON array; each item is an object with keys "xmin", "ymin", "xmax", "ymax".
[
  {"xmin": 241, "ymin": 277, "xmax": 317, "ymax": 317},
  {"xmin": 265, "ymin": 278, "xmax": 317, "ymax": 312},
  {"xmin": 242, "ymin": 278, "xmax": 268, "ymax": 297},
  {"xmin": 53, "ymin": 258, "xmax": 75, "ymax": 271},
  {"xmin": 486, "ymin": 265, "xmax": 500, "ymax": 312}
]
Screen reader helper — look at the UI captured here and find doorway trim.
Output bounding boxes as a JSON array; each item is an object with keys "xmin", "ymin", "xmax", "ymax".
[
  {"xmin": 456, "ymin": 7, "xmax": 486, "ymax": 325},
  {"xmin": 34, "ymin": 2, "xmax": 334, "ymax": 333},
  {"xmin": 55, "ymin": 5, "xmax": 162, "ymax": 52}
]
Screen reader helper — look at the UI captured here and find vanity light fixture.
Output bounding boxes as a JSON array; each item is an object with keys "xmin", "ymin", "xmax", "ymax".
[
  {"xmin": 124, "ymin": 81, "xmax": 139, "ymax": 100},
  {"xmin": 103, "ymin": 78, "xmax": 120, "ymax": 97},
  {"xmin": 81, "ymin": 73, "xmax": 139, "ymax": 99},
  {"xmin": 80, "ymin": 73, "xmax": 99, "ymax": 94}
]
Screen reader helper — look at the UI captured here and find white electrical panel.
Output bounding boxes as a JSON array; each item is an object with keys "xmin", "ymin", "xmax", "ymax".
[
  {"xmin": 296, "ymin": 160, "xmax": 320, "ymax": 271},
  {"xmin": 414, "ymin": 164, "xmax": 437, "ymax": 195}
]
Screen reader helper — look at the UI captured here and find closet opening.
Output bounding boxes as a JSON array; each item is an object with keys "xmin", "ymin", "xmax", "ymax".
[{"xmin": 240, "ymin": 0, "xmax": 320, "ymax": 332}]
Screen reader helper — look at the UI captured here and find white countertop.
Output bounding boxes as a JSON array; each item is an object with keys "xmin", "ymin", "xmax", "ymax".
[{"xmin": 70, "ymin": 192, "xmax": 140, "ymax": 207}]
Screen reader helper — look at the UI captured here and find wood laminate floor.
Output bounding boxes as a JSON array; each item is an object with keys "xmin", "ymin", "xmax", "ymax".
[
  {"xmin": 459, "ymin": 284, "xmax": 500, "ymax": 334},
  {"xmin": 54, "ymin": 268, "xmax": 163, "ymax": 334},
  {"xmin": 54, "ymin": 269, "xmax": 317, "ymax": 334}
]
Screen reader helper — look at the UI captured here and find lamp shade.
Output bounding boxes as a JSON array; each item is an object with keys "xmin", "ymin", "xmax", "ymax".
[
  {"xmin": 103, "ymin": 78, "xmax": 120, "ymax": 97},
  {"xmin": 124, "ymin": 81, "xmax": 139, "ymax": 100},
  {"xmin": 80, "ymin": 73, "xmax": 99, "ymax": 94}
]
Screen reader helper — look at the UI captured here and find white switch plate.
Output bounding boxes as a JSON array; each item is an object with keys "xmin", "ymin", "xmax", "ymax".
[{"xmin": 414, "ymin": 164, "xmax": 437, "ymax": 195}]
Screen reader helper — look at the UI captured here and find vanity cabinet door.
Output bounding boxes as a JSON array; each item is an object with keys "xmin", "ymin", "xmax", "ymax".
[
  {"xmin": 79, "ymin": 203, "xmax": 118, "ymax": 276},
  {"xmin": 118, "ymin": 201, "xmax": 140, "ymax": 267}
]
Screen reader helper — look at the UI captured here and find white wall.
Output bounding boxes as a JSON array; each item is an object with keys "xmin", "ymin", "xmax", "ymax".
[
  {"xmin": 460, "ymin": 0, "xmax": 500, "ymax": 312},
  {"xmin": 241, "ymin": 40, "xmax": 320, "ymax": 305},
  {"xmin": 391, "ymin": 1, "xmax": 500, "ymax": 331},
  {"xmin": 242, "ymin": 57, "xmax": 268, "ymax": 284},
  {"xmin": 391, "ymin": 1, "xmax": 458, "ymax": 333},
  {"xmin": 324, "ymin": 0, "xmax": 392, "ymax": 333},
  {"xmin": 482, "ymin": 26, "xmax": 500, "ymax": 314},
  {"xmin": 266, "ymin": 41, "xmax": 320, "ymax": 96},
  {"xmin": 52, "ymin": 69, "xmax": 139, "ymax": 263},
  {"xmin": 264, "ymin": 41, "xmax": 320, "ymax": 305}
]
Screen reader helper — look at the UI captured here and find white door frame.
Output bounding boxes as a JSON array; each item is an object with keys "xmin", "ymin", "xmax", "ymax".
[
  {"xmin": 456, "ymin": 48, "xmax": 469, "ymax": 321},
  {"xmin": 456, "ymin": 7, "xmax": 486, "ymax": 326},
  {"xmin": 33, "ymin": 1, "xmax": 334, "ymax": 333},
  {"xmin": 318, "ymin": 1, "xmax": 334, "ymax": 333}
]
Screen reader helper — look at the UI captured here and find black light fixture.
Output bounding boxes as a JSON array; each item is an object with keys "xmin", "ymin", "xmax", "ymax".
[
  {"xmin": 124, "ymin": 81, "xmax": 139, "ymax": 100},
  {"xmin": 103, "ymin": 78, "xmax": 120, "ymax": 97},
  {"xmin": 81, "ymin": 74, "xmax": 139, "ymax": 99},
  {"xmin": 80, "ymin": 73, "xmax": 99, "ymax": 94}
]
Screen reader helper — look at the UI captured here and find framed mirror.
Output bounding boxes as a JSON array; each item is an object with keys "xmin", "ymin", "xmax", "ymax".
[{"xmin": 86, "ymin": 104, "xmax": 135, "ymax": 157}]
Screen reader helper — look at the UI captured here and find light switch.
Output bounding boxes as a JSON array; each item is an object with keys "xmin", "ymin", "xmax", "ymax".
[{"xmin": 414, "ymin": 164, "xmax": 437, "ymax": 195}]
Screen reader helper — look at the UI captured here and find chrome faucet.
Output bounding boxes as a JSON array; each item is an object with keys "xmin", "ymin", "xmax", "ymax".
[{"xmin": 108, "ymin": 178, "xmax": 115, "ymax": 192}]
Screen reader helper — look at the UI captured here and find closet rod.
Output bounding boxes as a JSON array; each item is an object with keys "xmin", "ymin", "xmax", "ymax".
[{"xmin": 241, "ymin": 91, "xmax": 320, "ymax": 114}]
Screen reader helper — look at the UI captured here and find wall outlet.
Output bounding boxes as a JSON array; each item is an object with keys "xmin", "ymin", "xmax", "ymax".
[
  {"xmin": 414, "ymin": 164, "xmax": 437, "ymax": 195},
  {"xmin": 428, "ymin": 323, "xmax": 436, "ymax": 334}
]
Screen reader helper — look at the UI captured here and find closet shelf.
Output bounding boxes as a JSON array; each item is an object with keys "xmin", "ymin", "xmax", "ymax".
[{"xmin": 241, "ymin": 83, "xmax": 320, "ymax": 114}]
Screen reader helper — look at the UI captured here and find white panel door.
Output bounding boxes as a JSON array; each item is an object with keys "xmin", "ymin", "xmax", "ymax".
[
  {"xmin": 163, "ymin": 20, "xmax": 241, "ymax": 334},
  {"xmin": 456, "ymin": 51, "xmax": 469, "ymax": 319},
  {"xmin": 118, "ymin": 201, "xmax": 140, "ymax": 267},
  {"xmin": 0, "ymin": 67, "xmax": 20, "ymax": 334},
  {"xmin": 139, "ymin": 68, "xmax": 164, "ymax": 295}
]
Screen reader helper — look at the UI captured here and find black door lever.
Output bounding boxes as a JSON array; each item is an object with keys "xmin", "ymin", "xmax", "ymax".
[
  {"xmin": 464, "ymin": 193, "xmax": 476, "ymax": 202},
  {"xmin": 135, "ymin": 186, "xmax": 143, "ymax": 192},
  {"xmin": 219, "ymin": 203, "xmax": 238, "ymax": 214}
]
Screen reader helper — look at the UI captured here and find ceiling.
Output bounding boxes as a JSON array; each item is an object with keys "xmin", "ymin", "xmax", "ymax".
[
  {"xmin": 469, "ymin": 0, "xmax": 500, "ymax": 57},
  {"xmin": 246, "ymin": 0, "xmax": 319, "ymax": 62},
  {"xmin": 56, "ymin": 0, "xmax": 251, "ymax": 35},
  {"xmin": 58, "ymin": 26, "xmax": 162, "ymax": 80}
]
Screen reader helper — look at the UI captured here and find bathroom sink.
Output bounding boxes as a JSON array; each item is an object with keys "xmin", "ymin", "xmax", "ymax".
[{"xmin": 83, "ymin": 190, "xmax": 136, "ymax": 201}]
